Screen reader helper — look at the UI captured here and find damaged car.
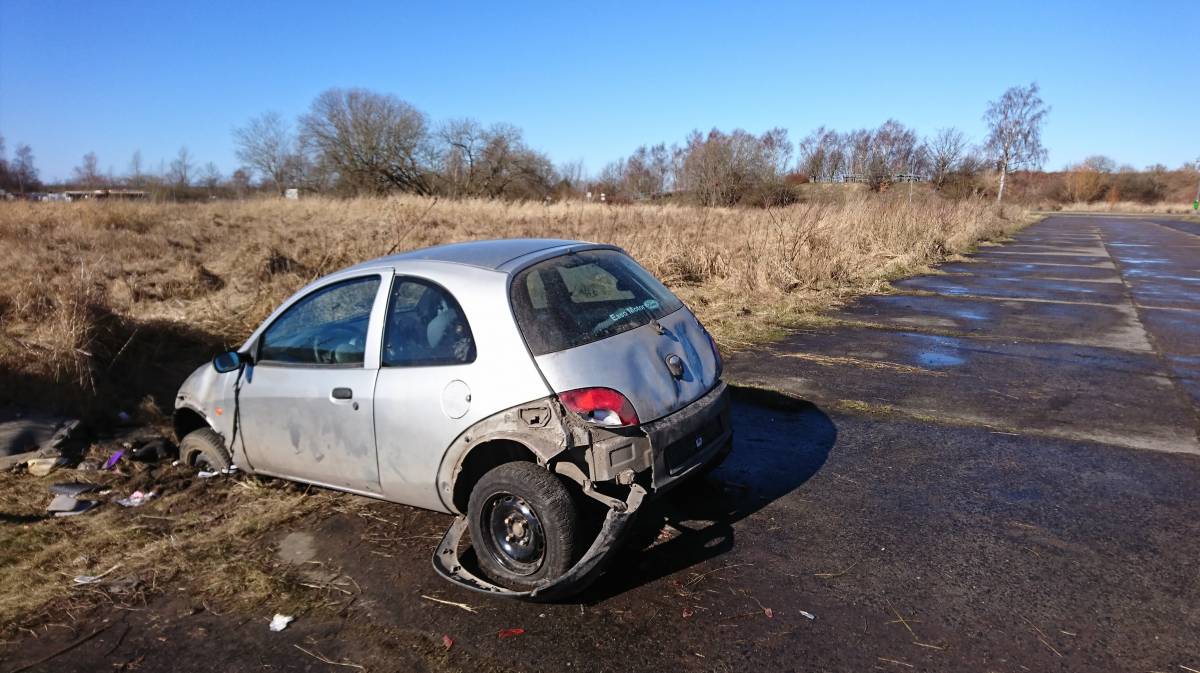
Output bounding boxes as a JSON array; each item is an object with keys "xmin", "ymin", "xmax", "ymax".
[{"xmin": 174, "ymin": 239, "xmax": 731, "ymax": 598}]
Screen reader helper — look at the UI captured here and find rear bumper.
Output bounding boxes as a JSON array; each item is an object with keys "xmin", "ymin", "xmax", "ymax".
[{"xmin": 642, "ymin": 381, "xmax": 732, "ymax": 491}]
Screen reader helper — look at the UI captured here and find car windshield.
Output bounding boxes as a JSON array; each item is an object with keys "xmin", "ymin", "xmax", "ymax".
[{"xmin": 509, "ymin": 249, "xmax": 684, "ymax": 355}]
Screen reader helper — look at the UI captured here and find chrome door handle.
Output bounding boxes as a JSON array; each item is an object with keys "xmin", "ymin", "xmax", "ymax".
[{"xmin": 332, "ymin": 387, "xmax": 353, "ymax": 400}]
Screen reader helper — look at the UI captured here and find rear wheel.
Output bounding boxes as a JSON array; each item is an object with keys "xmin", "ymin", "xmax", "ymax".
[
  {"xmin": 179, "ymin": 427, "xmax": 232, "ymax": 471},
  {"xmin": 467, "ymin": 462, "xmax": 578, "ymax": 590}
]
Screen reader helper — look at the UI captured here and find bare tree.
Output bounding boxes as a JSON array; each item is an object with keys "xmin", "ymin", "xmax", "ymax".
[
  {"xmin": 167, "ymin": 146, "xmax": 194, "ymax": 187},
  {"xmin": 233, "ymin": 111, "xmax": 299, "ymax": 194},
  {"xmin": 926, "ymin": 128, "xmax": 969, "ymax": 189},
  {"xmin": 73, "ymin": 151, "xmax": 102, "ymax": 189},
  {"xmin": 984, "ymin": 83, "xmax": 1049, "ymax": 203},
  {"xmin": 1080, "ymin": 155, "xmax": 1116, "ymax": 173},
  {"xmin": 127, "ymin": 150, "xmax": 145, "ymax": 188},
  {"xmin": 199, "ymin": 162, "xmax": 222, "ymax": 193},
  {"xmin": 299, "ymin": 88, "xmax": 433, "ymax": 195},
  {"xmin": 13, "ymin": 144, "xmax": 38, "ymax": 193}
]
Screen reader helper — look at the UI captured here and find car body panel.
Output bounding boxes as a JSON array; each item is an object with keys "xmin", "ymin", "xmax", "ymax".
[
  {"xmin": 531, "ymin": 306, "xmax": 719, "ymax": 423},
  {"xmin": 372, "ymin": 264, "xmax": 552, "ymax": 512}
]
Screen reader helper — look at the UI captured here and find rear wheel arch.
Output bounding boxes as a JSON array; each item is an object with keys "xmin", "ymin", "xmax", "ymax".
[{"xmin": 451, "ymin": 439, "xmax": 540, "ymax": 514}]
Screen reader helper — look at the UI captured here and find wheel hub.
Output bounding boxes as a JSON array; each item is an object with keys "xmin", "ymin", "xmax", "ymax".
[{"xmin": 483, "ymin": 493, "xmax": 546, "ymax": 575}]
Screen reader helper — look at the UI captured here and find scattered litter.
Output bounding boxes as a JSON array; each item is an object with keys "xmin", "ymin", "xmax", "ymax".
[
  {"xmin": 47, "ymin": 493, "xmax": 100, "ymax": 516},
  {"xmin": 116, "ymin": 490, "xmax": 156, "ymax": 507},
  {"xmin": 55, "ymin": 500, "xmax": 101, "ymax": 517},
  {"xmin": 269, "ymin": 614, "xmax": 294, "ymax": 632},
  {"xmin": 197, "ymin": 470, "xmax": 219, "ymax": 478},
  {"xmin": 498, "ymin": 628, "xmax": 525, "ymax": 639},
  {"xmin": 50, "ymin": 482, "xmax": 102, "ymax": 497},
  {"xmin": 131, "ymin": 439, "xmax": 171, "ymax": 462},
  {"xmin": 682, "ymin": 607, "xmax": 695, "ymax": 619},
  {"xmin": 764, "ymin": 607, "xmax": 774, "ymax": 619},
  {"xmin": 799, "ymin": 610, "xmax": 815, "ymax": 620},
  {"xmin": 441, "ymin": 634, "xmax": 454, "ymax": 650},
  {"xmin": 27, "ymin": 457, "xmax": 60, "ymax": 477},
  {"xmin": 102, "ymin": 450, "xmax": 125, "ymax": 470},
  {"xmin": 421, "ymin": 594, "xmax": 479, "ymax": 613},
  {"xmin": 73, "ymin": 564, "xmax": 121, "ymax": 585},
  {"xmin": 47, "ymin": 494, "xmax": 79, "ymax": 512}
]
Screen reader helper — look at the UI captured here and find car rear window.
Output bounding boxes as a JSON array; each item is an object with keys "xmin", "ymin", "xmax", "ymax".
[{"xmin": 509, "ymin": 249, "xmax": 684, "ymax": 355}]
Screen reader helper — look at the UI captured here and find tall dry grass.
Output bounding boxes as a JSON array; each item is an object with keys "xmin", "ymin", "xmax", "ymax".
[
  {"xmin": 0, "ymin": 194, "xmax": 1030, "ymax": 419},
  {"xmin": 1051, "ymin": 201, "xmax": 1200, "ymax": 215}
]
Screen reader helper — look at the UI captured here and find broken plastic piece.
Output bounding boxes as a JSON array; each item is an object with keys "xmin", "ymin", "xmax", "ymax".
[
  {"xmin": 50, "ymin": 482, "xmax": 102, "ymax": 497},
  {"xmin": 431, "ymin": 483, "xmax": 646, "ymax": 600},
  {"xmin": 116, "ymin": 490, "xmax": 156, "ymax": 507},
  {"xmin": 197, "ymin": 470, "xmax": 219, "ymax": 478},
  {"xmin": 269, "ymin": 614, "xmax": 294, "ymax": 632},
  {"xmin": 102, "ymin": 450, "xmax": 124, "ymax": 470},
  {"xmin": 27, "ymin": 457, "xmax": 60, "ymax": 477},
  {"xmin": 799, "ymin": 610, "xmax": 815, "ymax": 620},
  {"xmin": 47, "ymin": 495, "xmax": 100, "ymax": 517}
]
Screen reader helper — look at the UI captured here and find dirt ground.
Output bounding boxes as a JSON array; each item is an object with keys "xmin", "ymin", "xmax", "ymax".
[{"xmin": 3, "ymin": 214, "xmax": 1200, "ymax": 672}]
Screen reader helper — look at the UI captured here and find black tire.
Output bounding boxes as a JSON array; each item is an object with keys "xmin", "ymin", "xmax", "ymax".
[
  {"xmin": 467, "ymin": 462, "xmax": 578, "ymax": 590},
  {"xmin": 179, "ymin": 427, "xmax": 232, "ymax": 471}
]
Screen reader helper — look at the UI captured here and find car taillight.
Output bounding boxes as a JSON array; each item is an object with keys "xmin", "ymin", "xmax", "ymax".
[{"xmin": 558, "ymin": 387, "xmax": 640, "ymax": 427}]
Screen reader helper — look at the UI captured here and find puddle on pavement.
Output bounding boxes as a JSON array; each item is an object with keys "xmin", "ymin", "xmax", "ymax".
[{"xmin": 917, "ymin": 351, "xmax": 966, "ymax": 367}]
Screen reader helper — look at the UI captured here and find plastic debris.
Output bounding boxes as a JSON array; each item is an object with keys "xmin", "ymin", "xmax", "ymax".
[
  {"xmin": 131, "ymin": 439, "xmax": 171, "ymax": 462},
  {"xmin": 73, "ymin": 564, "xmax": 121, "ymax": 585},
  {"xmin": 50, "ymin": 482, "xmax": 102, "ymax": 497},
  {"xmin": 116, "ymin": 490, "xmax": 156, "ymax": 507},
  {"xmin": 197, "ymin": 470, "xmax": 219, "ymax": 478},
  {"xmin": 47, "ymin": 494, "xmax": 79, "ymax": 512},
  {"xmin": 682, "ymin": 607, "xmax": 695, "ymax": 619},
  {"xmin": 102, "ymin": 450, "xmax": 125, "ymax": 470},
  {"xmin": 498, "ymin": 628, "xmax": 525, "ymax": 639},
  {"xmin": 27, "ymin": 457, "xmax": 61, "ymax": 477},
  {"xmin": 269, "ymin": 614, "xmax": 294, "ymax": 632},
  {"xmin": 799, "ymin": 610, "xmax": 815, "ymax": 620},
  {"xmin": 441, "ymin": 634, "xmax": 454, "ymax": 650}
]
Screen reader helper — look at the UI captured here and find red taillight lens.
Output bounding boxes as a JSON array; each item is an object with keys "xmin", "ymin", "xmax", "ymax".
[{"xmin": 558, "ymin": 387, "xmax": 640, "ymax": 427}]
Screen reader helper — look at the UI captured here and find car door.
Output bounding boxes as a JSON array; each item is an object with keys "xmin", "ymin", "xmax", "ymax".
[
  {"xmin": 238, "ymin": 272, "xmax": 390, "ymax": 494},
  {"xmin": 372, "ymin": 276, "xmax": 483, "ymax": 510}
]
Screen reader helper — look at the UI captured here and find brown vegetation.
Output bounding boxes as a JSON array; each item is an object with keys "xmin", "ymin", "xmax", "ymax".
[{"xmin": 0, "ymin": 195, "xmax": 1031, "ymax": 422}]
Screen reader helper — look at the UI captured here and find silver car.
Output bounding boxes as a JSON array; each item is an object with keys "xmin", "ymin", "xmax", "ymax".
[{"xmin": 174, "ymin": 239, "xmax": 732, "ymax": 598}]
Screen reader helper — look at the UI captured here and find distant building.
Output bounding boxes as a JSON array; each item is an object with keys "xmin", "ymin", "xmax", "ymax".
[{"xmin": 62, "ymin": 189, "xmax": 147, "ymax": 202}]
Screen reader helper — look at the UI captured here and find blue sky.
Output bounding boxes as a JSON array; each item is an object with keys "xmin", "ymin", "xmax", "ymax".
[{"xmin": 1, "ymin": 1, "xmax": 1196, "ymax": 182}]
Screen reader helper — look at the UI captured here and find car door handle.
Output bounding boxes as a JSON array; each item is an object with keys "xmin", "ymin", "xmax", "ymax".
[{"xmin": 331, "ymin": 387, "xmax": 353, "ymax": 400}]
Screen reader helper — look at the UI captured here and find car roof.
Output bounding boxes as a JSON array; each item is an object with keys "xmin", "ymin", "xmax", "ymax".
[{"xmin": 342, "ymin": 238, "xmax": 616, "ymax": 275}]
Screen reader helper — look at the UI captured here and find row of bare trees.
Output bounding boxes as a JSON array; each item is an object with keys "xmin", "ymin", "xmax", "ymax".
[
  {"xmin": 597, "ymin": 83, "xmax": 1052, "ymax": 205},
  {"xmin": 233, "ymin": 88, "xmax": 556, "ymax": 199}
]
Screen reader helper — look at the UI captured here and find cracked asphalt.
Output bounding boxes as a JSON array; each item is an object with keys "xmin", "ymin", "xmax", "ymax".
[{"xmin": 6, "ymin": 215, "xmax": 1200, "ymax": 673}]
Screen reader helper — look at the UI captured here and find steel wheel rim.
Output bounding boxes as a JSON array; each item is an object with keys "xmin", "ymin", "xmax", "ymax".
[{"xmin": 482, "ymin": 492, "xmax": 546, "ymax": 575}]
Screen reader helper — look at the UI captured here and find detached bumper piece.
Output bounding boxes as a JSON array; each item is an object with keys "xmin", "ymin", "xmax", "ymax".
[{"xmin": 431, "ymin": 483, "xmax": 646, "ymax": 600}]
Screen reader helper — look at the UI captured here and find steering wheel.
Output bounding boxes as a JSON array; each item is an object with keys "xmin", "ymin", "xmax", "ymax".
[{"xmin": 311, "ymin": 326, "xmax": 361, "ymax": 364}]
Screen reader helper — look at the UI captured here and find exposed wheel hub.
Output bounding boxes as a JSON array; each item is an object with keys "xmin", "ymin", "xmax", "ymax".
[{"xmin": 483, "ymin": 493, "xmax": 545, "ymax": 575}]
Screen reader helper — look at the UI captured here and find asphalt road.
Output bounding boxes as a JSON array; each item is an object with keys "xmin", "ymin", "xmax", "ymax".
[{"xmin": 6, "ymin": 215, "xmax": 1200, "ymax": 673}]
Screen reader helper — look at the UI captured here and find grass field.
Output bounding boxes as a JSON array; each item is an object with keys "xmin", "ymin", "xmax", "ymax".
[
  {"xmin": 0, "ymin": 194, "xmax": 1032, "ymax": 422},
  {"xmin": 0, "ymin": 194, "xmax": 1033, "ymax": 629}
]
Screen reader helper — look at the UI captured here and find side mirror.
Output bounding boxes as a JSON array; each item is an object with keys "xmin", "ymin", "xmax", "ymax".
[{"xmin": 212, "ymin": 351, "xmax": 245, "ymax": 374}]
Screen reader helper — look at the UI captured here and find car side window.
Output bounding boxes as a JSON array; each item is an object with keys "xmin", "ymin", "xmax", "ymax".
[
  {"xmin": 258, "ymin": 275, "xmax": 381, "ymax": 366},
  {"xmin": 383, "ymin": 278, "xmax": 476, "ymax": 367}
]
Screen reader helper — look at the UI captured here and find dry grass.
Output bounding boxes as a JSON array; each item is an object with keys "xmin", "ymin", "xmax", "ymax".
[
  {"xmin": 0, "ymin": 193, "xmax": 1032, "ymax": 420},
  {"xmin": 1050, "ymin": 200, "xmax": 1200, "ymax": 216}
]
